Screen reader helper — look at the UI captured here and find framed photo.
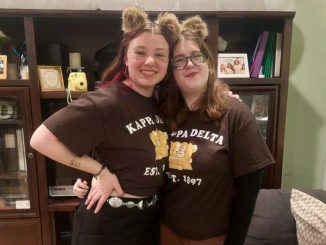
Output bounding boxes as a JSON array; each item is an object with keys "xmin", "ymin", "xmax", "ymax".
[
  {"xmin": 217, "ymin": 53, "xmax": 249, "ymax": 78},
  {"xmin": 38, "ymin": 65, "xmax": 65, "ymax": 91},
  {"xmin": 251, "ymin": 95, "xmax": 269, "ymax": 119},
  {"xmin": 0, "ymin": 55, "xmax": 8, "ymax": 79}
]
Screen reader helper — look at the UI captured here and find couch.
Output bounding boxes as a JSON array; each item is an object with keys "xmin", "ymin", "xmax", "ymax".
[{"xmin": 244, "ymin": 189, "xmax": 326, "ymax": 245}]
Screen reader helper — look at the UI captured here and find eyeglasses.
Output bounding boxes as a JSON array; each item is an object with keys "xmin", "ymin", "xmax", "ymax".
[{"xmin": 171, "ymin": 52, "xmax": 208, "ymax": 70}]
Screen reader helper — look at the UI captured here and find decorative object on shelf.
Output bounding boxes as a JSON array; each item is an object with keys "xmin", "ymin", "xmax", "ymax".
[
  {"xmin": 38, "ymin": 65, "xmax": 65, "ymax": 91},
  {"xmin": 0, "ymin": 55, "xmax": 7, "ymax": 79},
  {"xmin": 11, "ymin": 41, "xmax": 28, "ymax": 79},
  {"xmin": 0, "ymin": 100, "xmax": 17, "ymax": 120},
  {"xmin": 0, "ymin": 30, "xmax": 10, "ymax": 54},
  {"xmin": 3, "ymin": 126, "xmax": 19, "ymax": 172},
  {"xmin": 7, "ymin": 63, "xmax": 18, "ymax": 80},
  {"xmin": 251, "ymin": 95, "xmax": 269, "ymax": 119},
  {"xmin": 217, "ymin": 53, "xmax": 249, "ymax": 78},
  {"xmin": 66, "ymin": 71, "xmax": 88, "ymax": 104},
  {"xmin": 68, "ymin": 52, "xmax": 81, "ymax": 68},
  {"xmin": 67, "ymin": 72, "xmax": 87, "ymax": 92},
  {"xmin": 66, "ymin": 51, "xmax": 87, "ymax": 103},
  {"xmin": 217, "ymin": 36, "xmax": 228, "ymax": 52},
  {"xmin": 19, "ymin": 65, "xmax": 29, "ymax": 80}
]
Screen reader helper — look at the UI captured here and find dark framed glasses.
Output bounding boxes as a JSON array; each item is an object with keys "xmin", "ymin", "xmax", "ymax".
[{"xmin": 171, "ymin": 52, "xmax": 208, "ymax": 70}]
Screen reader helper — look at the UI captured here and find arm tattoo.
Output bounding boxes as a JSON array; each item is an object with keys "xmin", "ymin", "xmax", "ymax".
[{"xmin": 69, "ymin": 158, "xmax": 81, "ymax": 168}]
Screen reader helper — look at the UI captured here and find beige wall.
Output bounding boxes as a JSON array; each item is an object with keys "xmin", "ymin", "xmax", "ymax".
[{"xmin": 282, "ymin": 0, "xmax": 326, "ymax": 189}]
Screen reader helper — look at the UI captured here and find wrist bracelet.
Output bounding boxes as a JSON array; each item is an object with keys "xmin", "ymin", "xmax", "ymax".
[{"xmin": 94, "ymin": 165, "xmax": 106, "ymax": 179}]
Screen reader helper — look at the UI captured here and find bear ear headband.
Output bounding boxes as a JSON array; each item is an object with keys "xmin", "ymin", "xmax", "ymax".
[
  {"xmin": 122, "ymin": 6, "xmax": 180, "ymax": 41},
  {"xmin": 181, "ymin": 15, "xmax": 209, "ymax": 40},
  {"xmin": 122, "ymin": 6, "xmax": 149, "ymax": 33},
  {"xmin": 122, "ymin": 6, "xmax": 208, "ymax": 40}
]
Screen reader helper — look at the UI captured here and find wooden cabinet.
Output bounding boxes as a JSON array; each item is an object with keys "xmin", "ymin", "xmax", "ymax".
[
  {"xmin": 210, "ymin": 12, "xmax": 295, "ymax": 188},
  {"xmin": 0, "ymin": 9, "xmax": 295, "ymax": 245},
  {"xmin": 0, "ymin": 87, "xmax": 39, "ymax": 216},
  {"xmin": 0, "ymin": 88, "xmax": 41, "ymax": 242},
  {"xmin": 0, "ymin": 218, "xmax": 42, "ymax": 245}
]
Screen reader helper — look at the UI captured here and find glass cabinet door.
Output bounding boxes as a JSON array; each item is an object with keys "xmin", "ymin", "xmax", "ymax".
[
  {"xmin": 0, "ymin": 87, "xmax": 38, "ymax": 215},
  {"xmin": 232, "ymin": 86, "xmax": 278, "ymax": 188},
  {"xmin": 232, "ymin": 86, "xmax": 278, "ymax": 151}
]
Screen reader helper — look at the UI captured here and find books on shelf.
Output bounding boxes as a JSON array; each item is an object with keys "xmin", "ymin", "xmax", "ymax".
[
  {"xmin": 250, "ymin": 31, "xmax": 269, "ymax": 78},
  {"xmin": 249, "ymin": 31, "xmax": 283, "ymax": 78},
  {"xmin": 274, "ymin": 32, "xmax": 283, "ymax": 77},
  {"xmin": 262, "ymin": 32, "xmax": 277, "ymax": 78}
]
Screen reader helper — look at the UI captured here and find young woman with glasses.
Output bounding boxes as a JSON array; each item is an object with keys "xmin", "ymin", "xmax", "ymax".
[{"xmin": 158, "ymin": 16, "xmax": 275, "ymax": 245}]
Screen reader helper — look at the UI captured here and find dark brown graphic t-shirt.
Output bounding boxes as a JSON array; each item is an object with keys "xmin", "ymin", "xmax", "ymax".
[
  {"xmin": 160, "ymin": 97, "xmax": 275, "ymax": 240},
  {"xmin": 44, "ymin": 81, "xmax": 169, "ymax": 196}
]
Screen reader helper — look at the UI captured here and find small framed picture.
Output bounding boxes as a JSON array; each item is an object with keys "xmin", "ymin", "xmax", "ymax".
[
  {"xmin": 217, "ymin": 53, "xmax": 249, "ymax": 78},
  {"xmin": 38, "ymin": 65, "xmax": 65, "ymax": 91},
  {"xmin": 0, "ymin": 55, "xmax": 8, "ymax": 80},
  {"xmin": 251, "ymin": 95, "xmax": 269, "ymax": 119}
]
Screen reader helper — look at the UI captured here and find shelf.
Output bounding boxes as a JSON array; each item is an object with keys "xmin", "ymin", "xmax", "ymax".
[
  {"xmin": 0, "ymin": 79, "xmax": 30, "ymax": 86},
  {"xmin": 0, "ymin": 119, "xmax": 23, "ymax": 125},
  {"xmin": 0, "ymin": 171, "xmax": 27, "ymax": 180},
  {"xmin": 222, "ymin": 77, "xmax": 283, "ymax": 86},
  {"xmin": 41, "ymin": 91, "xmax": 86, "ymax": 99},
  {"xmin": 48, "ymin": 197, "xmax": 80, "ymax": 212}
]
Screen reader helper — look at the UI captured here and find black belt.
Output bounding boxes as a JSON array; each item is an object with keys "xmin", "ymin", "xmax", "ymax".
[{"xmin": 106, "ymin": 195, "xmax": 158, "ymax": 210}]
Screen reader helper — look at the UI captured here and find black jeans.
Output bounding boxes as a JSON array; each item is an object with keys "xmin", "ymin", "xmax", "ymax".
[{"xmin": 71, "ymin": 198, "xmax": 160, "ymax": 245}]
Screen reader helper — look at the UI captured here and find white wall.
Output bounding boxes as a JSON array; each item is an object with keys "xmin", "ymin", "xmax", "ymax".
[{"xmin": 0, "ymin": 0, "xmax": 295, "ymax": 11}]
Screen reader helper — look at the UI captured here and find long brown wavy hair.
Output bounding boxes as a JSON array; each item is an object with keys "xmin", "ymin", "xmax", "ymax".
[{"xmin": 158, "ymin": 31, "xmax": 229, "ymax": 131}]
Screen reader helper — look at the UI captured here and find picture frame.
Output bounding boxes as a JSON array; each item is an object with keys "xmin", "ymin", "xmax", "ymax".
[
  {"xmin": 0, "ymin": 55, "xmax": 8, "ymax": 79},
  {"xmin": 38, "ymin": 65, "xmax": 65, "ymax": 91},
  {"xmin": 217, "ymin": 53, "xmax": 249, "ymax": 78},
  {"xmin": 251, "ymin": 95, "xmax": 269, "ymax": 119}
]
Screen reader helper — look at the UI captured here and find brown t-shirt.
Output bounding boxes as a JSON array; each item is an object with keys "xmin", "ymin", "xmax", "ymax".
[
  {"xmin": 44, "ymin": 81, "xmax": 169, "ymax": 196},
  {"xmin": 160, "ymin": 97, "xmax": 275, "ymax": 240}
]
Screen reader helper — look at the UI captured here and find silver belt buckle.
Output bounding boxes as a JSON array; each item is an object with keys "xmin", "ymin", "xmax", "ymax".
[
  {"xmin": 108, "ymin": 197, "xmax": 123, "ymax": 208},
  {"xmin": 107, "ymin": 195, "xmax": 157, "ymax": 209}
]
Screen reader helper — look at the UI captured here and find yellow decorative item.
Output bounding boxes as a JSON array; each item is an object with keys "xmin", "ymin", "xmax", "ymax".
[
  {"xmin": 150, "ymin": 129, "xmax": 169, "ymax": 160},
  {"xmin": 169, "ymin": 141, "xmax": 197, "ymax": 170},
  {"xmin": 68, "ymin": 72, "xmax": 88, "ymax": 92}
]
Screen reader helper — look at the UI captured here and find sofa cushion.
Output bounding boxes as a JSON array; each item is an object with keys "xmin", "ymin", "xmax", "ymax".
[
  {"xmin": 290, "ymin": 189, "xmax": 326, "ymax": 245},
  {"xmin": 244, "ymin": 189, "xmax": 298, "ymax": 245},
  {"xmin": 245, "ymin": 189, "xmax": 326, "ymax": 245}
]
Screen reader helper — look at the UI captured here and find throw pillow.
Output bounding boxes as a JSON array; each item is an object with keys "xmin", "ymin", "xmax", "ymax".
[
  {"xmin": 290, "ymin": 189, "xmax": 326, "ymax": 245},
  {"xmin": 244, "ymin": 189, "xmax": 298, "ymax": 245}
]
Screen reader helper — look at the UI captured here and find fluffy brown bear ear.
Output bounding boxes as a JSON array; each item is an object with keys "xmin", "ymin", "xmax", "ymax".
[
  {"xmin": 181, "ymin": 15, "xmax": 209, "ymax": 39},
  {"xmin": 155, "ymin": 12, "xmax": 181, "ymax": 41},
  {"xmin": 122, "ymin": 5, "xmax": 149, "ymax": 33}
]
